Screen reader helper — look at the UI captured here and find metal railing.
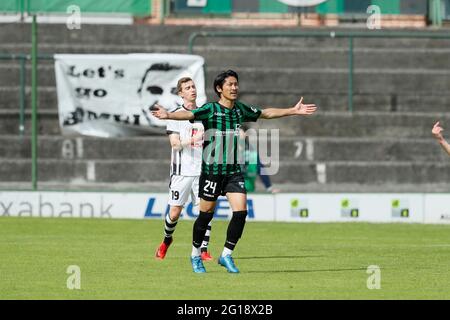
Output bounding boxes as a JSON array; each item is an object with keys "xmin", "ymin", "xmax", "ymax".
[
  {"xmin": 0, "ymin": 53, "xmax": 52, "ymax": 136},
  {"xmin": 0, "ymin": 15, "xmax": 45, "ymax": 190},
  {"xmin": 188, "ymin": 30, "xmax": 450, "ymax": 112}
]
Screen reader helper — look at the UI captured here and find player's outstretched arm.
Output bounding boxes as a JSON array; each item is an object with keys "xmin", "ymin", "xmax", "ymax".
[
  {"xmin": 260, "ymin": 97, "xmax": 317, "ymax": 119},
  {"xmin": 432, "ymin": 121, "xmax": 450, "ymax": 156},
  {"xmin": 151, "ymin": 104, "xmax": 194, "ymax": 121}
]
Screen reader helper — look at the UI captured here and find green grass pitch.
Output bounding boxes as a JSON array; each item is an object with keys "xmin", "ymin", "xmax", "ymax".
[{"xmin": 1, "ymin": 217, "xmax": 449, "ymax": 299}]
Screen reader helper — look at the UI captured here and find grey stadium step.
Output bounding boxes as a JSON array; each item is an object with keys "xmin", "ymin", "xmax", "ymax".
[
  {"xmin": 258, "ymin": 111, "xmax": 450, "ymax": 138},
  {"xmin": 271, "ymin": 161, "xmax": 450, "ymax": 185},
  {"xmin": 198, "ymin": 46, "xmax": 450, "ymax": 70},
  {"xmin": 0, "ymin": 136, "xmax": 447, "ymax": 162},
  {"xmin": 207, "ymin": 68, "xmax": 450, "ymax": 94},
  {"xmin": 2, "ymin": 86, "xmax": 450, "ymax": 113},
  {"xmin": 237, "ymin": 91, "xmax": 450, "ymax": 113},
  {"xmin": 2, "ymin": 64, "xmax": 450, "ymax": 94},
  {"xmin": 273, "ymin": 137, "xmax": 448, "ymax": 162},
  {"xmin": 0, "ymin": 136, "xmax": 171, "ymax": 160},
  {"xmin": 0, "ymin": 43, "xmax": 188, "ymax": 54},
  {"xmin": 0, "ymin": 24, "xmax": 216, "ymax": 50},
  {"xmin": 2, "ymin": 24, "xmax": 450, "ymax": 51},
  {"xmin": 1, "ymin": 110, "xmax": 449, "ymax": 137},
  {"xmin": 3, "ymin": 45, "xmax": 449, "ymax": 70},
  {"xmin": 2, "ymin": 158, "xmax": 450, "ymax": 185},
  {"xmin": 2, "ymin": 181, "xmax": 450, "ymax": 193},
  {"xmin": 0, "ymin": 159, "xmax": 171, "ymax": 183},
  {"xmin": 0, "ymin": 86, "xmax": 57, "ymax": 110}
]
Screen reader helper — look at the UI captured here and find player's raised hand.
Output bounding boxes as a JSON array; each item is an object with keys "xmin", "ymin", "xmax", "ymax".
[
  {"xmin": 292, "ymin": 97, "xmax": 317, "ymax": 115},
  {"xmin": 432, "ymin": 121, "xmax": 444, "ymax": 140},
  {"xmin": 150, "ymin": 104, "xmax": 169, "ymax": 119}
]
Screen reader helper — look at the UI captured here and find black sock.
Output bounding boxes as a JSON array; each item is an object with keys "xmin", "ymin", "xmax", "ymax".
[
  {"xmin": 224, "ymin": 211, "xmax": 248, "ymax": 251},
  {"xmin": 192, "ymin": 211, "xmax": 214, "ymax": 248}
]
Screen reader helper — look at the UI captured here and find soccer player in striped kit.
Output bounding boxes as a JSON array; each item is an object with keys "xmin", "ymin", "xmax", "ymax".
[
  {"xmin": 152, "ymin": 70, "xmax": 317, "ymax": 273},
  {"xmin": 155, "ymin": 77, "xmax": 213, "ymax": 262}
]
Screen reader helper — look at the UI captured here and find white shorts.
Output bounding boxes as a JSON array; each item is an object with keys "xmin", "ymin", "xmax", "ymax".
[{"xmin": 168, "ymin": 175, "xmax": 200, "ymax": 207}]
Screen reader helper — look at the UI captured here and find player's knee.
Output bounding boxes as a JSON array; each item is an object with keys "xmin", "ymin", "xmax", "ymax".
[
  {"xmin": 169, "ymin": 206, "xmax": 183, "ymax": 221},
  {"xmin": 196, "ymin": 211, "xmax": 214, "ymax": 226},
  {"xmin": 200, "ymin": 204, "xmax": 216, "ymax": 214}
]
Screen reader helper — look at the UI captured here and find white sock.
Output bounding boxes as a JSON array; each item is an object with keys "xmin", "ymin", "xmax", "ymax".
[
  {"xmin": 191, "ymin": 246, "xmax": 201, "ymax": 257},
  {"xmin": 221, "ymin": 247, "xmax": 233, "ymax": 258}
]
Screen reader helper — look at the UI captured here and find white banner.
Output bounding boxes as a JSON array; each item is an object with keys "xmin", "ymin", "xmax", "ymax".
[
  {"xmin": 0, "ymin": 191, "xmax": 448, "ymax": 224},
  {"xmin": 0, "ymin": 192, "xmax": 274, "ymax": 221},
  {"xmin": 54, "ymin": 54, "xmax": 206, "ymax": 137},
  {"xmin": 276, "ymin": 193, "xmax": 424, "ymax": 223},
  {"xmin": 424, "ymin": 194, "xmax": 450, "ymax": 224}
]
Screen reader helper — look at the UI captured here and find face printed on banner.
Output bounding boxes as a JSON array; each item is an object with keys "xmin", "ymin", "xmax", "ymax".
[{"xmin": 137, "ymin": 63, "xmax": 184, "ymax": 112}]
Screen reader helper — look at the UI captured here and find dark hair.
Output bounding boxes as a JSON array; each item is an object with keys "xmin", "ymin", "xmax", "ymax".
[
  {"xmin": 213, "ymin": 70, "xmax": 239, "ymax": 97},
  {"xmin": 177, "ymin": 77, "xmax": 193, "ymax": 93}
]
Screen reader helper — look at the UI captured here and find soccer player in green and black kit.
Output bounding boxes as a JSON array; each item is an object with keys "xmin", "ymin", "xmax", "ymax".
[{"xmin": 151, "ymin": 70, "xmax": 317, "ymax": 273}]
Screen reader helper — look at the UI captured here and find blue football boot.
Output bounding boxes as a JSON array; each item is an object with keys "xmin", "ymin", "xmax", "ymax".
[
  {"xmin": 218, "ymin": 255, "xmax": 240, "ymax": 273},
  {"xmin": 190, "ymin": 256, "xmax": 206, "ymax": 273}
]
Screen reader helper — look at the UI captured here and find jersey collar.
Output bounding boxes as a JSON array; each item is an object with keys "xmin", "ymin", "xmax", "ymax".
[{"xmin": 182, "ymin": 104, "xmax": 197, "ymax": 111}]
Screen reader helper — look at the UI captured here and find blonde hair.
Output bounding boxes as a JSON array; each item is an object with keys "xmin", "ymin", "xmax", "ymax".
[{"xmin": 177, "ymin": 77, "xmax": 193, "ymax": 93}]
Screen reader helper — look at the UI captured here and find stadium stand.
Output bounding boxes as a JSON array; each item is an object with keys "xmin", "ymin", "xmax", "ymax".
[{"xmin": 1, "ymin": 1, "xmax": 450, "ymax": 193}]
